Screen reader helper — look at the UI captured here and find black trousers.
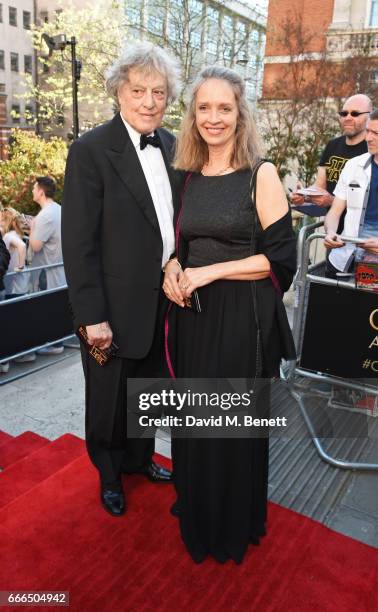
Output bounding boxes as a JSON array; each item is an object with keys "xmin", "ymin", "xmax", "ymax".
[{"xmin": 81, "ymin": 289, "xmax": 169, "ymax": 490}]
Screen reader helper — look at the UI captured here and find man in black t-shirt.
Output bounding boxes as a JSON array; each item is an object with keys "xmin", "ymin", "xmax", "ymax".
[
  {"xmin": 318, "ymin": 132, "xmax": 368, "ymax": 196},
  {"xmin": 291, "ymin": 94, "xmax": 372, "ymax": 208}
]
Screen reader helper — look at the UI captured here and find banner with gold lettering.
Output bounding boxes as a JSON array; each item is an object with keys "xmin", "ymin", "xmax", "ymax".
[{"xmin": 300, "ymin": 283, "xmax": 378, "ymax": 380}]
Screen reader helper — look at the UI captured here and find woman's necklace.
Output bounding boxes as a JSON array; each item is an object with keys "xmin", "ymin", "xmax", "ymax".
[{"xmin": 202, "ymin": 164, "xmax": 233, "ymax": 176}]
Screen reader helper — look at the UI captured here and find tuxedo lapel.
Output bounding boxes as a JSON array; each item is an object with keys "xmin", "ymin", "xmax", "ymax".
[
  {"xmin": 158, "ymin": 129, "xmax": 175, "ymax": 184},
  {"xmin": 158, "ymin": 128, "xmax": 181, "ymax": 215},
  {"xmin": 105, "ymin": 114, "xmax": 161, "ymax": 235}
]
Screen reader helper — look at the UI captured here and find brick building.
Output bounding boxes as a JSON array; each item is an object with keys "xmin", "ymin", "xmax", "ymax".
[{"xmin": 262, "ymin": 0, "xmax": 378, "ymax": 100}]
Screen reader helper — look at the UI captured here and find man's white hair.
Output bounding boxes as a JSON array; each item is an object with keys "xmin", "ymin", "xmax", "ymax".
[{"xmin": 105, "ymin": 41, "xmax": 181, "ymax": 105}]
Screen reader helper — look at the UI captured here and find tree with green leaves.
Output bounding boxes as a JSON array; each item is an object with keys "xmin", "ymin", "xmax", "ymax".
[
  {"xmin": 0, "ymin": 130, "xmax": 67, "ymax": 214},
  {"xmin": 21, "ymin": 0, "xmax": 124, "ymax": 135},
  {"xmin": 21, "ymin": 0, "xmax": 263, "ymax": 134},
  {"xmin": 125, "ymin": 0, "xmax": 262, "ymax": 130},
  {"xmin": 260, "ymin": 10, "xmax": 344, "ymax": 183}
]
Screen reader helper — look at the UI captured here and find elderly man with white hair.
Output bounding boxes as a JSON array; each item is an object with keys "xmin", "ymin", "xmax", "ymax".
[{"xmin": 62, "ymin": 42, "xmax": 183, "ymax": 516}]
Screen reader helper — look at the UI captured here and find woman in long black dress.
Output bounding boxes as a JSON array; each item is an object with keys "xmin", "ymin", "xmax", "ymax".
[{"xmin": 163, "ymin": 66, "xmax": 296, "ymax": 564}]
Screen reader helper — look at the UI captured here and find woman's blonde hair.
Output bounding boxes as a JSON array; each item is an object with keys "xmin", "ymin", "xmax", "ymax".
[
  {"xmin": 174, "ymin": 66, "xmax": 264, "ymax": 172},
  {"xmin": 1, "ymin": 208, "xmax": 24, "ymax": 237}
]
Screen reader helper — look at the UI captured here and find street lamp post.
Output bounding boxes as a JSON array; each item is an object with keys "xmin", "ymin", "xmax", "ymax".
[
  {"xmin": 70, "ymin": 37, "xmax": 80, "ymax": 140},
  {"xmin": 41, "ymin": 33, "xmax": 82, "ymax": 139}
]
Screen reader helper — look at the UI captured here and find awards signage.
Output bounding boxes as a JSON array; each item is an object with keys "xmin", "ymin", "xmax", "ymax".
[{"xmin": 300, "ymin": 283, "xmax": 378, "ymax": 381}]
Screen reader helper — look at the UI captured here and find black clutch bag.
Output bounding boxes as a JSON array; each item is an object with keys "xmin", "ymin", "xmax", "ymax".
[
  {"xmin": 76, "ymin": 325, "xmax": 119, "ymax": 366},
  {"xmin": 183, "ymin": 289, "xmax": 201, "ymax": 313}
]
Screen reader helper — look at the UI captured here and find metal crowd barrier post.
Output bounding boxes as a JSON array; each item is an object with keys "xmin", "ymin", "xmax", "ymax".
[
  {"xmin": 291, "ymin": 220, "xmax": 324, "ymax": 356},
  {"xmin": 286, "ymin": 231, "xmax": 378, "ymax": 471}
]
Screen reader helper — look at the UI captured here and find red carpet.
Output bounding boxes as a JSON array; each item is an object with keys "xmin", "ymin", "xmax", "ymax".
[
  {"xmin": 0, "ymin": 432, "xmax": 377, "ymax": 612},
  {"xmin": 0, "ymin": 434, "xmax": 85, "ymax": 509},
  {"xmin": 0, "ymin": 430, "xmax": 12, "ymax": 448},
  {"xmin": 0, "ymin": 432, "xmax": 48, "ymax": 469}
]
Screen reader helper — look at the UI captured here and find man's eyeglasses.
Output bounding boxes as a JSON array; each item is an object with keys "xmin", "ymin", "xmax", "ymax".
[{"xmin": 338, "ymin": 110, "xmax": 370, "ymax": 118}]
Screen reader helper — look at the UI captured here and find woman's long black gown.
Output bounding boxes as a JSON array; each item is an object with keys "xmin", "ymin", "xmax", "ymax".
[{"xmin": 170, "ymin": 169, "xmax": 297, "ymax": 564}]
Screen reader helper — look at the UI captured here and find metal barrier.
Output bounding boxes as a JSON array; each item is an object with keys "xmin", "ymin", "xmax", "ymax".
[
  {"xmin": 4, "ymin": 261, "xmax": 65, "ymax": 279},
  {"xmin": 286, "ymin": 228, "xmax": 378, "ymax": 471},
  {"xmin": 0, "ymin": 262, "xmax": 77, "ymax": 383}
]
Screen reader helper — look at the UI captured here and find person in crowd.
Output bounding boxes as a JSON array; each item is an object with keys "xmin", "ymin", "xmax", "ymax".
[
  {"xmin": 291, "ymin": 94, "xmax": 372, "ymax": 208},
  {"xmin": 163, "ymin": 66, "xmax": 297, "ymax": 564},
  {"xmin": 29, "ymin": 176, "xmax": 66, "ymax": 290},
  {"xmin": 0, "ymin": 217, "xmax": 10, "ymax": 374},
  {"xmin": 0, "ymin": 208, "xmax": 29, "ymax": 373},
  {"xmin": 62, "ymin": 42, "xmax": 183, "ymax": 517},
  {"xmin": 324, "ymin": 109, "xmax": 378, "ymax": 276},
  {"xmin": 0, "ymin": 208, "xmax": 29, "ymax": 299},
  {"xmin": 0, "ymin": 214, "xmax": 10, "ymax": 302},
  {"xmin": 29, "ymin": 176, "xmax": 66, "ymax": 355}
]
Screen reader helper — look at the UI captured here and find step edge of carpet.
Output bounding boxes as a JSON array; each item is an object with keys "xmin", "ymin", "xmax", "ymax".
[
  {"xmin": 0, "ymin": 431, "xmax": 49, "ymax": 451},
  {"xmin": 0, "ymin": 431, "xmax": 50, "ymax": 469},
  {"xmin": 0, "ymin": 433, "xmax": 84, "ymax": 474},
  {"xmin": 0, "ymin": 452, "xmax": 90, "ymax": 517},
  {"xmin": 0, "ymin": 434, "xmax": 86, "ymax": 510}
]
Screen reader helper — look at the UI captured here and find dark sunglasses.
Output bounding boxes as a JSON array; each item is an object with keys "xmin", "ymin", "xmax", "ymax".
[{"xmin": 338, "ymin": 110, "xmax": 370, "ymax": 118}]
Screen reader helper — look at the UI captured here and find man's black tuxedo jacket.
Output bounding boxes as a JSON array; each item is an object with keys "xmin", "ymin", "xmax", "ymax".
[{"xmin": 62, "ymin": 112, "xmax": 183, "ymax": 360}]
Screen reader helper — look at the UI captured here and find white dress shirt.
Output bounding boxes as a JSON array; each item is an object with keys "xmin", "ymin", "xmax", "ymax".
[
  {"xmin": 121, "ymin": 114, "xmax": 175, "ymax": 268},
  {"xmin": 330, "ymin": 152, "xmax": 372, "ymax": 271}
]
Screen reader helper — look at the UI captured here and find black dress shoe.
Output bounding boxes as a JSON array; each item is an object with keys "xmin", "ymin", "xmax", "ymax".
[
  {"xmin": 170, "ymin": 501, "xmax": 180, "ymax": 517},
  {"xmin": 141, "ymin": 460, "xmax": 172, "ymax": 483},
  {"xmin": 101, "ymin": 489, "xmax": 126, "ymax": 517}
]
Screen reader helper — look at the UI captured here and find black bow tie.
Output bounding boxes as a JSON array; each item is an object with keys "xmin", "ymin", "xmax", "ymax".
[{"xmin": 140, "ymin": 133, "xmax": 161, "ymax": 150}]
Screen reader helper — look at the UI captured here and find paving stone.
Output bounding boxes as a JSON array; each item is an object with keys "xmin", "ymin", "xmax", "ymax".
[{"xmin": 326, "ymin": 505, "xmax": 378, "ymax": 548}]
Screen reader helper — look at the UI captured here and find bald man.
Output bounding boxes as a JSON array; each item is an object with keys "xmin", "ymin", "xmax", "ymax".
[{"xmin": 291, "ymin": 94, "xmax": 373, "ymax": 208}]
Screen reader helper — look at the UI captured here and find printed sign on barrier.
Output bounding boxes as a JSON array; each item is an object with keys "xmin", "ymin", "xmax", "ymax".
[{"xmin": 300, "ymin": 283, "xmax": 378, "ymax": 380}]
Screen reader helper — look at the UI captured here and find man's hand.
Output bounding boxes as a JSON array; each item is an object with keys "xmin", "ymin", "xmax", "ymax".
[
  {"xmin": 86, "ymin": 321, "xmax": 113, "ymax": 350},
  {"xmin": 310, "ymin": 190, "xmax": 334, "ymax": 207},
  {"xmin": 290, "ymin": 186, "xmax": 333, "ymax": 207},
  {"xmin": 361, "ymin": 238, "xmax": 378, "ymax": 255},
  {"xmin": 291, "ymin": 167, "xmax": 331, "ymax": 206},
  {"xmin": 324, "ymin": 234, "xmax": 345, "ymax": 249},
  {"xmin": 163, "ymin": 259, "xmax": 184, "ymax": 306},
  {"xmin": 289, "ymin": 182, "xmax": 304, "ymax": 205}
]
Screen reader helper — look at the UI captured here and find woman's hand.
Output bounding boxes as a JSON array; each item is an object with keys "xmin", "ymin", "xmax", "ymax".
[
  {"xmin": 163, "ymin": 259, "xmax": 185, "ymax": 306},
  {"xmin": 179, "ymin": 266, "xmax": 217, "ymax": 297}
]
